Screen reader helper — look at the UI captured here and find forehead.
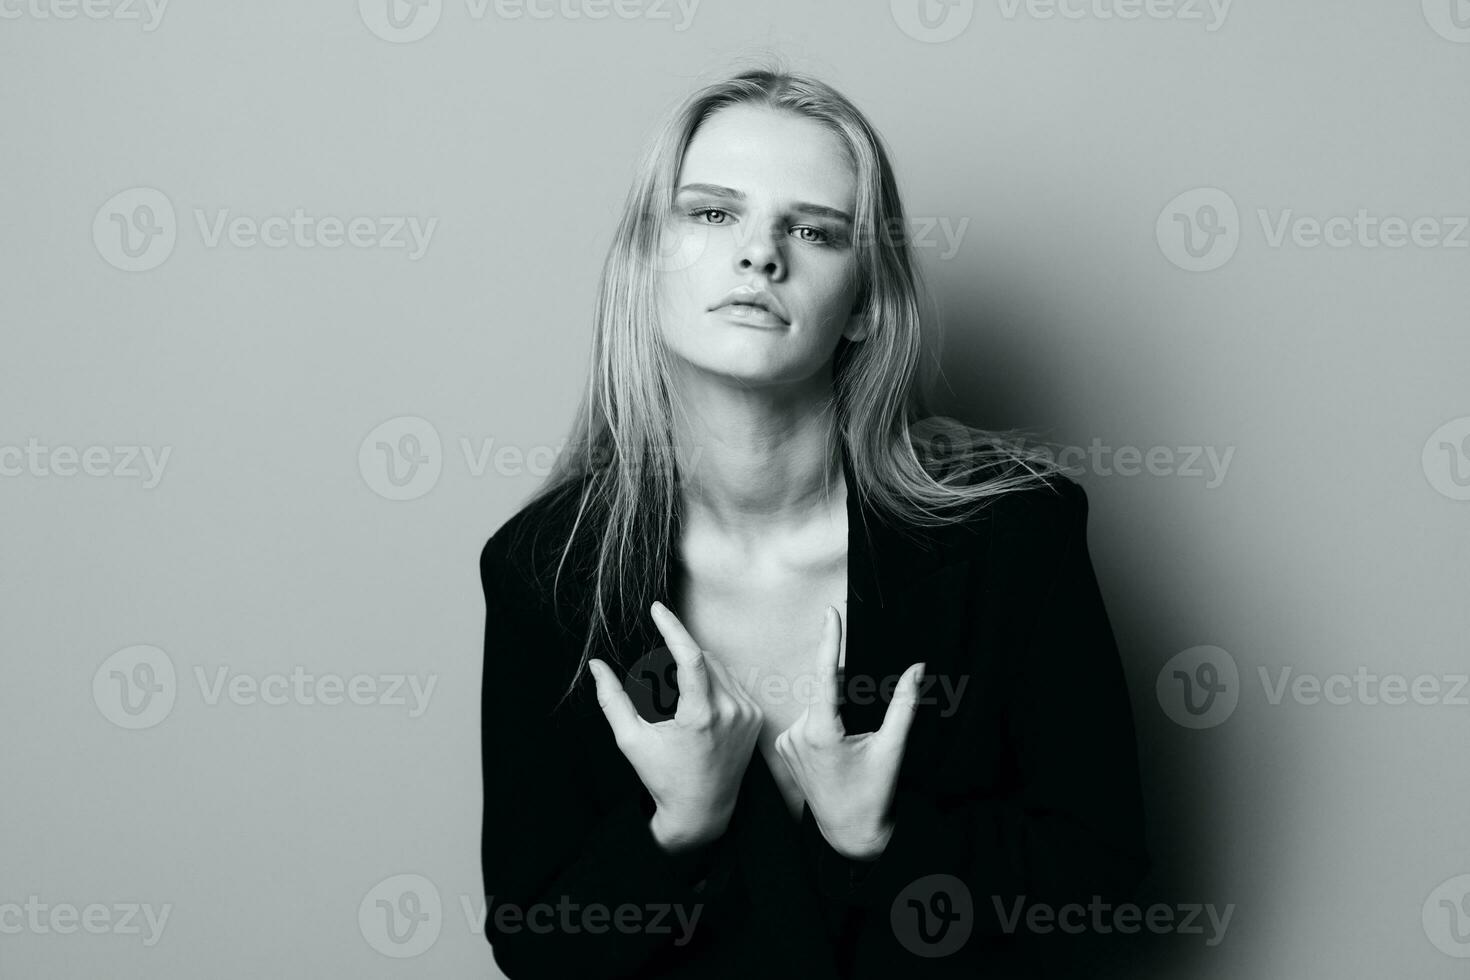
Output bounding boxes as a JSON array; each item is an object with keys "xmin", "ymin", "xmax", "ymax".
[{"xmin": 677, "ymin": 104, "xmax": 857, "ymax": 212}]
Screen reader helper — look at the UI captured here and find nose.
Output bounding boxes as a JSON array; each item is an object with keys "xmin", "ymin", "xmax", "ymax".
[{"xmin": 734, "ymin": 220, "xmax": 785, "ymax": 279}]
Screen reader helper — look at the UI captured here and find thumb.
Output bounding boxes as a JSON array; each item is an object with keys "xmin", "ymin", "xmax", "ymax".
[
  {"xmin": 875, "ymin": 661, "xmax": 925, "ymax": 752},
  {"xmin": 588, "ymin": 658, "xmax": 641, "ymax": 743}
]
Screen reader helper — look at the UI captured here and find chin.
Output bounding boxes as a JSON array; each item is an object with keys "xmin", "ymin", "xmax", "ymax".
[{"xmin": 701, "ymin": 350, "xmax": 822, "ymax": 389}]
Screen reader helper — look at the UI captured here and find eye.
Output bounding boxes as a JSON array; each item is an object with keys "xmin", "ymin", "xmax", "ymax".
[
  {"xmin": 683, "ymin": 207, "xmax": 841, "ymax": 247},
  {"xmin": 687, "ymin": 207, "xmax": 731, "ymax": 225}
]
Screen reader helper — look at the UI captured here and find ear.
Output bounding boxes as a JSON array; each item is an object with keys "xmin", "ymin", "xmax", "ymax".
[{"xmin": 841, "ymin": 306, "xmax": 870, "ymax": 343}]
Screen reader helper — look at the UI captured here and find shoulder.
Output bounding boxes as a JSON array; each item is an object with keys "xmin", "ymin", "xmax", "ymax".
[
  {"xmin": 985, "ymin": 471, "xmax": 1089, "ymax": 539},
  {"xmin": 479, "ymin": 475, "xmax": 595, "ymax": 604},
  {"xmin": 916, "ymin": 466, "xmax": 1090, "ymax": 556},
  {"xmin": 910, "ymin": 427, "xmax": 1088, "ymax": 533}
]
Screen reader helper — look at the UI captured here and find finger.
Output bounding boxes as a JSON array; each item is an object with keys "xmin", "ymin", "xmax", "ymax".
[
  {"xmin": 650, "ymin": 601, "xmax": 712, "ymax": 717},
  {"xmin": 774, "ymin": 729, "xmax": 801, "ymax": 779},
  {"xmin": 705, "ymin": 655, "xmax": 756, "ymax": 711},
  {"xmin": 805, "ymin": 606, "xmax": 846, "ymax": 739},
  {"xmin": 588, "ymin": 658, "xmax": 643, "ymax": 744},
  {"xmin": 701, "ymin": 655, "xmax": 744, "ymax": 717},
  {"xmin": 775, "ymin": 716, "xmax": 803, "ymax": 759},
  {"xmin": 875, "ymin": 661, "xmax": 925, "ymax": 752}
]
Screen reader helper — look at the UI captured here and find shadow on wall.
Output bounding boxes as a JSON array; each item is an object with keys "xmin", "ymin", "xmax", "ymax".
[{"xmin": 934, "ymin": 286, "xmax": 1253, "ymax": 979}]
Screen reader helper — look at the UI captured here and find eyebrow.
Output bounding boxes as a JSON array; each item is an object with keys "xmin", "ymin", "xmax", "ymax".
[{"xmin": 674, "ymin": 183, "xmax": 854, "ymax": 224}]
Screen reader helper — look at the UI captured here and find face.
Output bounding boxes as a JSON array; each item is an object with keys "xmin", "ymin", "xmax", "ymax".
[{"xmin": 653, "ymin": 104, "xmax": 869, "ymax": 390}]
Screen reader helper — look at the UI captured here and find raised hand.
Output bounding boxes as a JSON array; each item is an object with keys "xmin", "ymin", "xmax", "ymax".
[
  {"xmin": 588, "ymin": 601, "xmax": 764, "ymax": 853},
  {"xmin": 773, "ymin": 606, "xmax": 924, "ymax": 861}
]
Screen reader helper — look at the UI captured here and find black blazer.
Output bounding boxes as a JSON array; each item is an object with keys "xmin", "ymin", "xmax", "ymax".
[{"xmin": 479, "ymin": 446, "xmax": 1150, "ymax": 978}]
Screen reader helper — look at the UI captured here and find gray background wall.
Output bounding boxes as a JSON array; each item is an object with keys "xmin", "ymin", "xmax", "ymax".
[{"xmin": 3, "ymin": 1, "xmax": 1467, "ymax": 977}]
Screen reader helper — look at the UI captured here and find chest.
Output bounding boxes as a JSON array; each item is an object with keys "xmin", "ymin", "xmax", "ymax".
[
  {"xmin": 677, "ymin": 575, "xmax": 848, "ymax": 729},
  {"xmin": 671, "ymin": 546, "xmax": 849, "ymax": 820}
]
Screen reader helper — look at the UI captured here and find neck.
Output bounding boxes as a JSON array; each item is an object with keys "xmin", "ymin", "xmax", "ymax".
[{"xmin": 669, "ymin": 368, "xmax": 845, "ymax": 540}]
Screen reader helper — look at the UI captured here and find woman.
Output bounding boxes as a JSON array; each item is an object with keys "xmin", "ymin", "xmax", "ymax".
[{"xmin": 479, "ymin": 64, "xmax": 1149, "ymax": 978}]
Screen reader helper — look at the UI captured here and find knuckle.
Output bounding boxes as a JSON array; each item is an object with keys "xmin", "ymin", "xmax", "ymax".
[{"xmin": 681, "ymin": 707, "xmax": 713, "ymax": 731}]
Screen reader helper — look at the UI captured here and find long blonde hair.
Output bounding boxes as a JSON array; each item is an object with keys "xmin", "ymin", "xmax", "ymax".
[{"xmin": 513, "ymin": 61, "xmax": 1066, "ymax": 706}]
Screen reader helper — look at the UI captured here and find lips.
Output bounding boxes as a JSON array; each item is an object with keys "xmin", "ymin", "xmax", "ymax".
[
  {"xmin": 714, "ymin": 304, "xmax": 786, "ymax": 328},
  {"xmin": 710, "ymin": 287, "xmax": 788, "ymax": 322}
]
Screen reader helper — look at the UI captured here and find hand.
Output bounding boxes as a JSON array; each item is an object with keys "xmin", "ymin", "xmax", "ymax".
[
  {"xmin": 774, "ymin": 606, "xmax": 924, "ymax": 861},
  {"xmin": 588, "ymin": 601, "xmax": 764, "ymax": 852}
]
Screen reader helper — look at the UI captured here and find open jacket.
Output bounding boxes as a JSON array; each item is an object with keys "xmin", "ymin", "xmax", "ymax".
[{"xmin": 478, "ymin": 447, "xmax": 1150, "ymax": 978}]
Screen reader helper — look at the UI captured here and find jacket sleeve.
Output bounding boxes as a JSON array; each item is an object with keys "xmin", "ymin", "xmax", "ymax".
[
  {"xmin": 795, "ymin": 479, "xmax": 1151, "ymax": 932},
  {"xmin": 479, "ymin": 531, "xmax": 740, "ymax": 978}
]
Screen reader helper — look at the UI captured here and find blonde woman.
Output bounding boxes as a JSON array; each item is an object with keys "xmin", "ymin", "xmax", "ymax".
[{"xmin": 478, "ymin": 64, "xmax": 1149, "ymax": 978}]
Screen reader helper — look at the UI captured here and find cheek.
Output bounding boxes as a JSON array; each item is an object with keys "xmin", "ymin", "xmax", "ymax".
[
  {"xmin": 657, "ymin": 271, "xmax": 702, "ymax": 325},
  {"xmin": 654, "ymin": 221, "xmax": 721, "ymax": 280},
  {"xmin": 805, "ymin": 274, "xmax": 860, "ymax": 332}
]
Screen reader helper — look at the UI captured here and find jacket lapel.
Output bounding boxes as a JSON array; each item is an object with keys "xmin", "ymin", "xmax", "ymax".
[{"xmin": 839, "ymin": 445, "xmax": 974, "ymax": 736}]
